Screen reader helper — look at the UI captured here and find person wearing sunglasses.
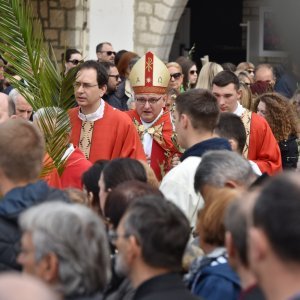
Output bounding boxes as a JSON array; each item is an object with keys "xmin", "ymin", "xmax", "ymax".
[
  {"xmin": 62, "ymin": 48, "xmax": 82, "ymax": 75},
  {"xmin": 96, "ymin": 42, "xmax": 116, "ymax": 63},
  {"xmin": 167, "ymin": 61, "xmax": 184, "ymax": 93},
  {"xmin": 176, "ymin": 57, "xmax": 198, "ymax": 90},
  {"xmin": 127, "ymin": 51, "xmax": 182, "ymax": 181}
]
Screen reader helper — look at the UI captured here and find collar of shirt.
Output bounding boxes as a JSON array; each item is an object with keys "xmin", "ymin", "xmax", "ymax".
[
  {"xmin": 233, "ymin": 102, "xmax": 246, "ymax": 117},
  {"xmin": 141, "ymin": 109, "xmax": 164, "ymax": 129},
  {"xmin": 78, "ymin": 99, "xmax": 105, "ymax": 122}
]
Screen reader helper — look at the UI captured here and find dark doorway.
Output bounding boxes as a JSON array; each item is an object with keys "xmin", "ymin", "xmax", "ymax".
[{"xmin": 169, "ymin": 0, "xmax": 245, "ymax": 67}]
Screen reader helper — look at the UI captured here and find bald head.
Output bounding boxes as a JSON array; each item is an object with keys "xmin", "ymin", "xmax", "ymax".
[
  {"xmin": 0, "ymin": 273, "xmax": 59, "ymax": 300},
  {"xmin": 0, "ymin": 93, "xmax": 10, "ymax": 124}
]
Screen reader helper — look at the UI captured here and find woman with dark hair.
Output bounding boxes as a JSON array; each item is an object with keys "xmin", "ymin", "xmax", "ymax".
[
  {"xmin": 99, "ymin": 158, "xmax": 147, "ymax": 214},
  {"xmin": 254, "ymin": 93, "xmax": 299, "ymax": 169},
  {"xmin": 61, "ymin": 48, "xmax": 82, "ymax": 75},
  {"xmin": 81, "ymin": 160, "xmax": 109, "ymax": 215},
  {"xmin": 177, "ymin": 57, "xmax": 198, "ymax": 90}
]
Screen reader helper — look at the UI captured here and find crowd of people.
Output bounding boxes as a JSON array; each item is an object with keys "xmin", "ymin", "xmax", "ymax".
[{"xmin": 0, "ymin": 41, "xmax": 300, "ymax": 300}]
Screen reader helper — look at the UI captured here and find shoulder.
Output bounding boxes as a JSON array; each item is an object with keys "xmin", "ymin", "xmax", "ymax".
[{"xmin": 104, "ymin": 104, "xmax": 133, "ymax": 124}]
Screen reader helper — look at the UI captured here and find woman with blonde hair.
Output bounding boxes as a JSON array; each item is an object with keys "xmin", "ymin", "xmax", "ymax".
[
  {"xmin": 253, "ymin": 92, "xmax": 299, "ymax": 169},
  {"xmin": 196, "ymin": 62, "xmax": 223, "ymax": 90},
  {"xmin": 166, "ymin": 61, "xmax": 184, "ymax": 93}
]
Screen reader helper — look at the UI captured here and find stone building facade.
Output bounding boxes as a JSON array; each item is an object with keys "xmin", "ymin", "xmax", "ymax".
[{"xmin": 31, "ymin": 0, "xmax": 272, "ymax": 64}]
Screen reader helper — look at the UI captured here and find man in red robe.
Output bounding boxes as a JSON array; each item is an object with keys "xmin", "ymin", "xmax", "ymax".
[
  {"xmin": 69, "ymin": 60, "xmax": 146, "ymax": 163},
  {"xmin": 127, "ymin": 51, "xmax": 181, "ymax": 180},
  {"xmin": 212, "ymin": 70, "xmax": 282, "ymax": 175}
]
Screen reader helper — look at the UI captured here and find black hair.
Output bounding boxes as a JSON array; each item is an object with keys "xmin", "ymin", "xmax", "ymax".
[{"xmin": 212, "ymin": 70, "xmax": 240, "ymax": 90}]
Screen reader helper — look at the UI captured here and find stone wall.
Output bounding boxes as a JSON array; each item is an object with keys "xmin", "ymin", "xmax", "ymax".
[
  {"xmin": 133, "ymin": 0, "xmax": 188, "ymax": 61},
  {"xmin": 31, "ymin": 0, "xmax": 88, "ymax": 66}
]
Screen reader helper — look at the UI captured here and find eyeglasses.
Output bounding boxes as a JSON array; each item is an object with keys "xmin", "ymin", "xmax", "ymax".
[
  {"xmin": 170, "ymin": 72, "xmax": 182, "ymax": 80},
  {"xmin": 108, "ymin": 230, "xmax": 131, "ymax": 244},
  {"xmin": 109, "ymin": 74, "xmax": 120, "ymax": 81},
  {"xmin": 189, "ymin": 70, "xmax": 197, "ymax": 75},
  {"xmin": 136, "ymin": 96, "xmax": 162, "ymax": 105},
  {"xmin": 73, "ymin": 82, "xmax": 98, "ymax": 90},
  {"xmin": 68, "ymin": 59, "xmax": 82, "ymax": 65},
  {"xmin": 247, "ymin": 69, "xmax": 254, "ymax": 74},
  {"xmin": 99, "ymin": 51, "xmax": 116, "ymax": 56}
]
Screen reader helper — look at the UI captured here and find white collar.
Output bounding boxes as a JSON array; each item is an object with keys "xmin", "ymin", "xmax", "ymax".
[
  {"xmin": 141, "ymin": 109, "xmax": 164, "ymax": 128},
  {"xmin": 62, "ymin": 143, "xmax": 75, "ymax": 161},
  {"xmin": 233, "ymin": 102, "xmax": 246, "ymax": 117},
  {"xmin": 78, "ymin": 99, "xmax": 105, "ymax": 122}
]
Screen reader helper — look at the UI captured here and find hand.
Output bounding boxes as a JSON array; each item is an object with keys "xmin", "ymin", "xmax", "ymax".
[{"xmin": 171, "ymin": 154, "xmax": 180, "ymax": 168}]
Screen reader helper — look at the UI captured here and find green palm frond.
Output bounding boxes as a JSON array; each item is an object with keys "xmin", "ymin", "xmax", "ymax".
[{"xmin": 0, "ymin": 0, "xmax": 76, "ymax": 176}]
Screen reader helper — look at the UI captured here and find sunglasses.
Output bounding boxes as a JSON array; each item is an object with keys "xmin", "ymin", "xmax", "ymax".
[
  {"xmin": 68, "ymin": 59, "xmax": 82, "ymax": 65},
  {"xmin": 100, "ymin": 51, "xmax": 116, "ymax": 56},
  {"xmin": 189, "ymin": 70, "xmax": 198, "ymax": 75},
  {"xmin": 109, "ymin": 74, "xmax": 120, "ymax": 80},
  {"xmin": 247, "ymin": 69, "xmax": 254, "ymax": 74},
  {"xmin": 170, "ymin": 72, "xmax": 182, "ymax": 80}
]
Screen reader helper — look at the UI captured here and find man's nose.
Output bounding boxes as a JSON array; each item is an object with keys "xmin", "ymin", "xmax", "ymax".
[{"xmin": 144, "ymin": 101, "xmax": 151, "ymax": 108}]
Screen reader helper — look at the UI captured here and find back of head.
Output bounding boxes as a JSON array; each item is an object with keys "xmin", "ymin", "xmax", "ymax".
[
  {"xmin": 222, "ymin": 62, "xmax": 237, "ymax": 72},
  {"xmin": 104, "ymin": 180, "xmax": 163, "ymax": 229},
  {"xmin": 215, "ymin": 112, "xmax": 246, "ymax": 154},
  {"xmin": 117, "ymin": 51, "xmax": 139, "ymax": 78},
  {"xmin": 0, "ymin": 273, "xmax": 59, "ymax": 300},
  {"xmin": 19, "ymin": 201, "xmax": 111, "ymax": 297},
  {"xmin": 123, "ymin": 195, "xmax": 190, "ymax": 271},
  {"xmin": 196, "ymin": 188, "xmax": 239, "ymax": 248},
  {"xmin": 78, "ymin": 60, "xmax": 108, "ymax": 87},
  {"xmin": 194, "ymin": 150, "xmax": 255, "ymax": 193},
  {"xmin": 196, "ymin": 62, "xmax": 223, "ymax": 90},
  {"xmin": 252, "ymin": 172, "xmax": 300, "ymax": 264},
  {"xmin": 103, "ymin": 158, "xmax": 147, "ymax": 191},
  {"xmin": 175, "ymin": 88, "xmax": 220, "ymax": 132},
  {"xmin": 0, "ymin": 119, "xmax": 44, "ymax": 183},
  {"xmin": 212, "ymin": 70, "xmax": 240, "ymax": 90}
]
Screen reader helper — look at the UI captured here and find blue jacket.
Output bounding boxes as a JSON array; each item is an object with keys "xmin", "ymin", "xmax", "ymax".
[
  {"xmin": 186, "ymin": 248, "xmax": 240, "ymax": 300},
  {"xmin": 0, "ymin": 180, "xmax": 69, "ymax": 271}
]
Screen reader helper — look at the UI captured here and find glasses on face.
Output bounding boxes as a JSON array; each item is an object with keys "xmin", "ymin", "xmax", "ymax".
[
  {"xmin": 136, "ymin": 96, "xmax": 162, "ymax": 105},
  {"xmin": 108, "ymin": 230, "xmax": 131, "ymax": 244},
  {"xmin": 73, "ymin": 82, "xmax": 98, "ymax": 90},
  {"xmin": 170, "ymin": 72, "xmax": 182, "ymax": 80},
  {"xmin": 247, "ymin": 69, "xmax": 254, "ymax": 74},
  {"xmin": 189, "ymin": 70, "xmax": 197, "ymax": 75},
  {"xmin": 68, "ymin": 59, "xmax": 82, "ymax": 65},
  {"xmin": 109, "ymin": 74, "xmax": 120, "ymax": 81},
  {"xmin": 99, "ymin": 51, "xmax": 116, "ymax": 56}
]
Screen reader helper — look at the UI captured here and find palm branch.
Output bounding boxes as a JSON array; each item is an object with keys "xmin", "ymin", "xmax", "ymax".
[{"xmin": 0, "ymin": 0, "xmax": 76, "ymax": 175}]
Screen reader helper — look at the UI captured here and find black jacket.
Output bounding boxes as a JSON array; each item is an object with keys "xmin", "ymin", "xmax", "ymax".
[
  {"xmin": 0, "ymin": 180, "xmax": 69, "ymax": 271},
  {"xmin": 133, "ymin": 273, "xmax": 200, "ymax": 300}
]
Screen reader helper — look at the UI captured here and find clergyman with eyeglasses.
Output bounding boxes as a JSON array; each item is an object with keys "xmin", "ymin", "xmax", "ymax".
[
  {"xmin": 68, "ymin": 60, "xmax": 146, "ymax": 163},
  {"xmin": 126, "ymin": 51, "xmax": 181, "ymax": 181}
]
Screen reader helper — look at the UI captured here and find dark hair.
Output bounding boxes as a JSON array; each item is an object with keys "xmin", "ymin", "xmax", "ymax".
[
  {"xmin": 222, "ymin": 62, "xmax": 237, "ymax": 72},
  {"xmin": 63, "ymin": 48, "xmax": 81, "ymax": 62},
  {"xmin": 102, "ymin": 158, "xmax": 147, "ymax": 191},
  {"xmin": 224, "ymin": 197, "xmax": 250, "ymax": 267},
  {"xmin": 96, "ymin": 42, "xmax": 112, "ymax": 53},
  {"xmin": 82, "ymin": 160, "xmax": 109, "ymax": 213},
  {"xmin": 176, "ymin": 57, "xmax": 197, "ymax": 90},
  {"xmin": 175, "ymin": 88, "xmax": 219, "ymax": 131},
  {"xmin": 253, "ymin": 173, "xmax": 300, "ymax": 263},
  {"xmin": 99, "ymin": 61, "xmax": 116, "ymax": 74},
  {"xmin": 114, "ymin": 50, "xmax": 128, "ymax": 66},
  {"xmin": 124, "ymin": 195, "xmax": 190, "ymax": 271},
  {"xmin": 212, "ymin": 70, "xmax": 240, "ymax": 90},
  {"xmin": 215, "ymin": 112, "xmax": 246, "ymax": 154},
  {"xmin": 104, "ymin": 180, "xmax": 163, "ymax": 229},
  {"xmin": 77, "ymin": 60, "xmax": 108, "ymax": 88}
]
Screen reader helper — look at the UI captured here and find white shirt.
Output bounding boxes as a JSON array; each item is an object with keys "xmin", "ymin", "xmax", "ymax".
[
  {"xmin": 78, "ymin": 99, "xmax": 105, "ymax": 122},
  {"xmin": 141, "ymin": 109, "xmax": 163, "ymax": 159}
]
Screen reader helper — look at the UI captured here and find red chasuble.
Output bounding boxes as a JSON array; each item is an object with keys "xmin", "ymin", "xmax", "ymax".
[
  {"xmin": 248, "ymin": 112, "xmax": 282, "ymax": 175},
  {"xmin": 69, "ymin": 104, "xmax": 146, "ymax": 163},
  {"xmin": 126, "ymin": 109, "xmax": 181, "ymax": 181}
]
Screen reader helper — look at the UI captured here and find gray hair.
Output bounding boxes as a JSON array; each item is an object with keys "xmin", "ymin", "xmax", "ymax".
[
  {"xmin": 19, "ymin": 202, "xmax": 111, "ymax": 297},
  {"xmin": 194, "ymin": 150, "xmax": 255, "ymax": 192},
  {"xmin": 8, "ymin": 88, "xmax": 20, "ymax": 106}
]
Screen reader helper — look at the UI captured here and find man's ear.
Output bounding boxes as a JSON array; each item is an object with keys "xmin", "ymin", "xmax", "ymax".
[
  {"xmin": 99, "ymin": 85, "xmax": 107, "ymax": 97},
  {"xmin": 248, "ymin": 227, "xmax": 269, "ymax": 265},
  {"xmin": 180, "ymin": 113, "xmax": 189, "ymax": 129},
  {"xmin": 228, "ymin": 138, "xmax": 239, "ymax": 152},
  {"xmin": 237, "ymin": 88, "xmax": 242, "ymax": 100},
  {"xmin": 225, "ymin": 231, "xmax": 236, "ymax": 259},
  {"xmin": 128, "ymin": 235, "xmax": 142, "ymax": 260},
  {"xmin": 38, "ymin": 252, "xmax": 59, "ymax": 284}
]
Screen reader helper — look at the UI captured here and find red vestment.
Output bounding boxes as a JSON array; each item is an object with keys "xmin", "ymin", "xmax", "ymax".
[
  {"xmin": 60, "ymin": 147, "xmax": 92, "ymax": 189},
  {"xmin": 248, "ymin": 112, "xmax": 282, "ymax": 175},
  {"xmin": 126, "ymin": 109, "xmax": 181, "ymax": 180},
  {"xmin": 69, "ymin": 104, "xmax": 146, "ymax": 163}
]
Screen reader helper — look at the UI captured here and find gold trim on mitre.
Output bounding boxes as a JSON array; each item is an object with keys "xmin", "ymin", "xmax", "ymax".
[{"xmin": 129, "ymin": 51, "xmax": 170, "ymax": 95}]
